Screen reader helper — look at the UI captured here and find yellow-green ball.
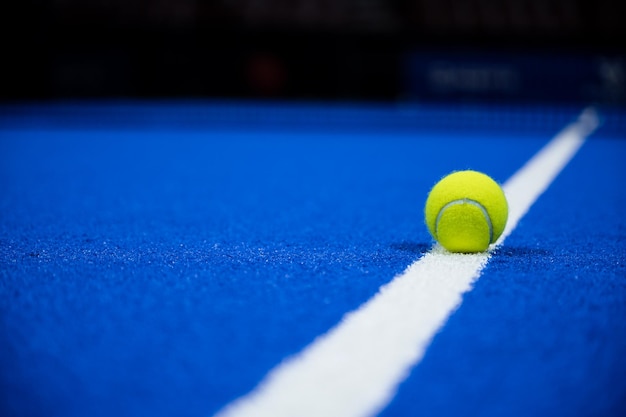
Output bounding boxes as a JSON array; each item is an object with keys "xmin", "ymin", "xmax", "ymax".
[{"xmin": 424, "ymin": 170, "xmax": 508, "ymax": 253}]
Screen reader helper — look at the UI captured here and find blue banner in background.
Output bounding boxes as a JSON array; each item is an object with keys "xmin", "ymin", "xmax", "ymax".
[{"xmin": 403, "ymin": 50, "xmax": 625, "ymax": 104}]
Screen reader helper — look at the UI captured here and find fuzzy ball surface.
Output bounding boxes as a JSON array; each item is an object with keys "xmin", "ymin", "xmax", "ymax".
[{"xmin": 424, "ymin": 170, "xmax": 508, "ymax": 253}]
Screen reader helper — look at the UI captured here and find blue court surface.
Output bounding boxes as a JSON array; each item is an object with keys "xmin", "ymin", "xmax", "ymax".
[{"xmin": 1, "ymin": 101, "xmax": 625, "ymax": 417}]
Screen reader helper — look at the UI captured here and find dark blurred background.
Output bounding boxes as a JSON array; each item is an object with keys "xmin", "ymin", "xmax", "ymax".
[{"xmin": 2, "ymin": 0, "xmax": 625, "ymax": 104}]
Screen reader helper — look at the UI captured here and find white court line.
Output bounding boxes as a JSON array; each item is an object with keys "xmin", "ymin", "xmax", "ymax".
[{"xmin": 213, "ymin": 108, "xmax": 599, "ymax": 417}]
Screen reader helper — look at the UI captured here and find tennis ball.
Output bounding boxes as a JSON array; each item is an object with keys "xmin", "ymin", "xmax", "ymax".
[{"xmin": 424, "ymin": 170, "xmax": 508, "ymax": 253}]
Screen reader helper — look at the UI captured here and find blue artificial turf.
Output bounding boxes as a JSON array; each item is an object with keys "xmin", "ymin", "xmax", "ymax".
[
  {"xmin": 0, "ymin": 102, "xmax": 624, "ymax": 417},
  {"xmin": 380, "ymin": 129, "xmax": 626, "ymax": 417}
]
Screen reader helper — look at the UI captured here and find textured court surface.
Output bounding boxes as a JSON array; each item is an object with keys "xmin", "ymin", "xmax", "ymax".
[{"xmin": 1, "ymin": 102, "xmax": 625, "ymax": 417}]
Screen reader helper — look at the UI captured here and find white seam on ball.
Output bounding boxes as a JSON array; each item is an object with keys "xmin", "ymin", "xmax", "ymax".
[{"xmin": 435, "ymin": 198, "xmax": 494, "ymax": 243}]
